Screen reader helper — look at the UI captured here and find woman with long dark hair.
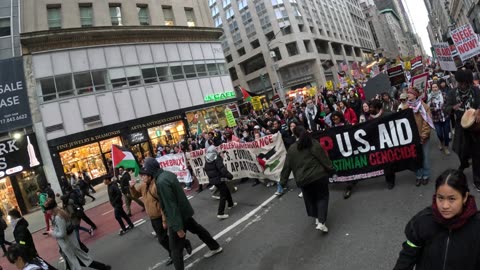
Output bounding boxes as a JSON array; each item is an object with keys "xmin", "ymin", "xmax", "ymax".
[
  {"xmin": 394, "ymin": 169, "xmax": 480, "ymax": 269},
  {"xmin": 280, "ymin": 126, "xmax": 335, "ymax": 232}
]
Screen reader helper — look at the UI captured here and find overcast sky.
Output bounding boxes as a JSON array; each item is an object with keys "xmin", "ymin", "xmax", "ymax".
[{"xmin": 403, "ymin": 0, "xmax": 432, "ymax": 56}]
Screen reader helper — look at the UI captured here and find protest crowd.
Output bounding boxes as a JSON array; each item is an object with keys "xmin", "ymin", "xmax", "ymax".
[{"xmin": 3, "ymin": 51, "xmax": 480, "ymax": 270}]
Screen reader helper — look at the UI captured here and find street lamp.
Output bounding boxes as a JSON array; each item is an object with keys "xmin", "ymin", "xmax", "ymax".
[{"xmin": 266, "ymin": 26, "xmax": 288, "ymax": 106}]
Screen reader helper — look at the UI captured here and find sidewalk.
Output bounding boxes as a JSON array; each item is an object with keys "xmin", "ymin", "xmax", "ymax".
[{"xmin": 4, "ymin": 184, "xmax": 110, "ymax": 242}]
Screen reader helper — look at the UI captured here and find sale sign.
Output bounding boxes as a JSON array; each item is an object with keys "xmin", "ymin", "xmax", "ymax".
[
  {"xmin": 450, "ymin": 24, "xmax": 480, "ymax": 62},
  {"xmin": 433, "ymin": 43, "xmax": 457, "ymax": 71}
]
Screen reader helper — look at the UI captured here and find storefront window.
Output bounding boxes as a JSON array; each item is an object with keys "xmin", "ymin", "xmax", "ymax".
[
  {"xmin": 0, "ymin": 177, "xmax": 19, "ymax": 216},
  {"xmin": 16, "ymin": 169, "xmax": 42, "ymax": 212},
  {"xmin": 60, "ymin": 142, "xmax": 107, "ymax": 179},
  {"xmin": 148, "ymin": 121, "xmax": 186, "ymax": 150},
  {"xmin": 186, "ymin": 105, "xmax": 228, "ymax": 134}
]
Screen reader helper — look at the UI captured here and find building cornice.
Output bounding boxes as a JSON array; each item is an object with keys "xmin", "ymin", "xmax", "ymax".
[{"xmin": 20, "ymin": 26, "xmax": 224, "ymax": 54}]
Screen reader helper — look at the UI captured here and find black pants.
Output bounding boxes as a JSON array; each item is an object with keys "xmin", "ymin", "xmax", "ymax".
[
  {"xmin": 79, "ymin": 211, "xmax": 97, "ymax": 229},
  {"xmin": 0, "ymin": 231, "xmax": 12, "ymax": 253},
  {"xmin": 114, "ymin": 206, "xmax": 133, "ymax": 230},
  {"xmin": 151, "ymin": 218, "xmax": 170, "ymax": 256},
  {"xmin": 79, "ymin": 259, "xmax": 109, "ymax": 270},
  {"xmin": 169, "ymin": 217, "xmax": 220, "ymax": 270},
  {"xmin": 215, "ymin": 182, "xmax": 234, "ymax": 215},
  {"xmin": 385, "ymin": 166, "xmax": 396, "ymax": 185},
  {"xmin": 301, "ymin": 180, "xmax": 329, "ymax": 223},
  {"xmin": 82, "ymin": 189, "xmax": 95, "ymax": 201}
]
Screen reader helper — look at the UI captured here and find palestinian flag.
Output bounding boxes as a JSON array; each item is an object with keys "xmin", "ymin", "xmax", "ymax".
[
  {"xmin": 239, "ymin": 86, "xmax": 252, "ymax": 102},
  {"xmin": 111, "ymin": 144, "xmax": 140, "ymax": 176}
]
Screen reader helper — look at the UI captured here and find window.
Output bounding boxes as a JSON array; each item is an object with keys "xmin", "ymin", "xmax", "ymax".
[
  {"xmin": 223, "ymin": 0, "xmax": 231, "ymax": 8},
  {"xmin": 74, "ymin": 72, "xmax": 93, "ymax": 94},
  {"xmin": 125, "ymin": 67, "xmax": 141, "ymax": 86},
  {"xmin": 225, "ymin": 7, "xmax": 234, "ymax": 19},
  {"xmin": 229, "ymin": 67, "xmax": 238, "ymax": 81},
  {"xmin": 195, "ymin": 64, "xmax": 208, "ymax": 77},
  {"xmin": 163, "ymin": 6, "xmax": 175, "ymax": 26},
  {"xmin": 79, "ymin": 5, "xmax": 93, "ymax": 27},
  {"xmin": 170, "ymin": 66, "xmax": 184, "ymax": 80},
  {"xmin": 183, "ymin": 65, "xmax": 196, "ymax": 78},
  {"xmin": 274, "ymin": 7, "xmax": 287, "ymax": 19},
  {"xmin": 47, "ymin": 6, "xmax": 62, "ymax": 29},
  {"xmin": 272, "ymin": 0, "xmax": 284, "ymax": 6},
  {"xmin": 210, "ymin": 5, "xmax": 219, "ymax": 17},
  {"xmin": 207, "ymin": 63, "xmax": 219, "ymax": 76},
  {"xmin": 109, "ymin": 5, "xmax": 122, "ymax": 26},
  {"xmin": 156, "ymin": 66, "xmax": 170, "ymax": 81},
  {"xmin": 286, "ymin": 42, "xmax": 299, "ymax": 56},
  {"xmin": 214, "ymin": 16, "xmax": 222, "ymax": 27},
  {"xmin": 217, "ymin": 63, "xmax": 227, "ymax": 75},
  {"xmin": 55, "ymin": 74, "xmax": 74, "ymax": 98},
  {"xmin": 229, "ymin": 21, "xmax": 239, "ymax": 32},
  {"xmin": 238, "ymin": 0, "xmax": 247, "ymax": 10},
  {"xmin": 304, "ymin": 40, "xmax": 312, "ymax": 52},
  {"xmin": 209, "ymin": 0, "xmax": 217, "ymax": 6},
  {"xmin": 137, "ymin": 5, "xmax": 150, "ymax": 26},
  {"xmin": 251, "ymin": 39, "xmax": 260, "ymax": 49},
  {"xmin": 0, "ymin": 18, "xmax": 10, "ymax": 37},
  {"xmin": 141, "ymin": 65, "xmax": 158, "ymax": 83},
  {"xmin": 185, "ymin": 8, "xmax": 196, "ymax": 27},
  {"xmin": 39, "ymin": 78, "xmax": 56, "ymax": 101},
  {"xmin": 226, "ymin": 55, "xmax": 233, "ymax": 63},
  {"xmin": 237, "ymin": 47, "xmax": 246, "ymax": 56},
  {"xmin": 91, "ymin": 70, "xmax": 108, "ymax": 91},
  {"xmin": 109, "ymin": 68, "xmax": 127, "ymax": 88}
]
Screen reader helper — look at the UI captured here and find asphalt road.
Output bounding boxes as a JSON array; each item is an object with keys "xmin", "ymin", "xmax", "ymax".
[{"xmin": 0, "ymin": 136, "xmax": 473, "ymax": 270}]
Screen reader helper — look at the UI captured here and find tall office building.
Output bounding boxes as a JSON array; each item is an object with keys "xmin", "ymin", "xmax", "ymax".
[
  {"xmin": 0, "ymin": 0, "xmax": 20, "ymax": 59},
  {"xmin": 210, "ymin": 0, "xmax": 375, "ymax": 96},
  {"xmin": 19, "ymin": 0, "xmax": 237, "ymax": 198}
]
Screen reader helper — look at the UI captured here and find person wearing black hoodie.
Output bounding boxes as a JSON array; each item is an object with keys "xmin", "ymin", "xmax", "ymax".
[
  {"xmin": 394, "ymin": 169, "xmax": 480, "ymax": 270},
  {"xmin": 104, "ymin": 176, "xmax": 134, "ymax": 236},
  {"xmin": 204, "ymin": 146, "xmax": 236, "ymax": 220}
]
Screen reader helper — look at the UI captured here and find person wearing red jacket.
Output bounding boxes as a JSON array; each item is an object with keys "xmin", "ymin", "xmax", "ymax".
[{"xmin": 337, "ymin": 101, "xmax": 358, "ymax": 125}]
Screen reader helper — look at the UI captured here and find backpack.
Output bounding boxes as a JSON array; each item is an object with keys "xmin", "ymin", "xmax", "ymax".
[
  {"xmin": 71, "ymin": 189, "xmax": 85, "ymax": 206},
  {"xmin": 0, "ymin": 217, "xmax": 7, "ymax": 230}
]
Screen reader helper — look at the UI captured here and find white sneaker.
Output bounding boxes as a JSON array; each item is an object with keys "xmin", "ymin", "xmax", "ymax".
[
  {"xmin": 315, "ymin": 223, "xmax": 328, "ymax": 232},
  {"xmin": 315, "ymin": 218, "xmax": 319, "ymax": 225},
  {"xmin": 151, "ymin": 231, "xmax": 157, "ymax": 236},
  {"xmin": 204, "ymin": 247, "xmax": 223, "ymax": 258},
  {"xmin": 209, "ymin": 186, "xmax": 216, "ymax": 191},
  {"xmin": 298, "ymin": 192, "xmax": 303, "ymax": 198},
  {"xmin": 217, "ymin": 214, "xmax": 229, "ymax": 219},
  {"xmin": 234, "ymin": 186, "xmax": 238, "ymax": 192},
  {"xmin": 227, "ymin": 202, "xmax": 237, "ymax": 209},
  {"xmin": 211, "ymin": 195, "xmax": 220, "ymax": 200}
]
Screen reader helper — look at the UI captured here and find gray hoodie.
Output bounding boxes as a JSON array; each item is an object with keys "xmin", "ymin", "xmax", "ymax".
[{"xmin": 205, "ymin": 145, "xmax": 218, "ymax": 163}]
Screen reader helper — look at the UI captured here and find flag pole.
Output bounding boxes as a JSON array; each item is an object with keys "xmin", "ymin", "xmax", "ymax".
[{"xmin": 111, "ymin": 145, "xmax": 116, "ymax": 179}]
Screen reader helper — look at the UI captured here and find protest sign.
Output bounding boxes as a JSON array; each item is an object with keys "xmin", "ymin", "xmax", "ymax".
[
  {"xmin": 450, "ymin": 24, "xmax": 480, "ymax": 62},
  {"xmin": 364, "ymin": 73, "xmax": 391, "ymax": 100},
  {"xmin": 156, "ymin": 153, "xmax": 192, "ymax": 183},
  {"xmin": 411, "ymin": 73, "xmax": 429, "ymax": 92},
  {"xmin": 312, "ymin": 110, "xmax": 422, "ymax": 182},
  {"xmin": 387, "ymin": 65, "xmax": 406, "ymax": 86},
  {"xmin": 225, "ymin": 108, "xmax": 236, "ymax": 127},
  {"xmin": 433, "ymin": 43, "xmax": 457, "ymax": 71},
  {"xmin": 410, "ymin": 56, "xmax": 424, "ymax": 76},
  {"xmin": 186, "ymin": 133, "xmax": 287, "ymax": 184}
]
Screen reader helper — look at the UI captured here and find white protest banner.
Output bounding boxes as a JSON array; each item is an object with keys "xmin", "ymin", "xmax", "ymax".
[
  {"xmin": 450, "ymin": 24, "xmax": 480, "ymax": 62},
  {"xmin": 156, "ymin": 153, "xmax": 192, "ymax": 183},
  {"xmin": 411, "ymin": 72, "xmax": 429, "ymax": 94},
  {"xmin": 433, "ymin": 43, "xmax": 457, "ymax": 71},
  {"xmin": 186, "ymin": 133, "xmax": 287, "ymax": 184}
]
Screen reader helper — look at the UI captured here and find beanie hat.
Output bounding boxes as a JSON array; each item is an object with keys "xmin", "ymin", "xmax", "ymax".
[{"xmin": 140, "ymin": 157, "xmax": 160, "ymax": 176}]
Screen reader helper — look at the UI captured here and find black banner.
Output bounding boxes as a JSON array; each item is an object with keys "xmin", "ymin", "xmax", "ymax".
[
  {"xmin": 0, "ymin": 57, "xmax": 32, "ymax": 133},
  {"xmin": 313, "ymin": 110, "xmax": 422, "ymax": 182},
  {"xmin": 0, "ymin": 134, "xmax": 42, "ymax": 177}
]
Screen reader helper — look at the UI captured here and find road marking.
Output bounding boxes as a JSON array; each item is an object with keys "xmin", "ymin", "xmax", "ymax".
[
  {"xmin": 187, "ymin": 195, "xmax": 194, "ymax": 200},
  {"xmin": 151, "ymin": 194, "xmax": 278, "ymax": 269},
  {"xmin": 133, "ymin": 219, "xmax": 146, "ymax": 226},
  {"xmin": 102, "ymin": 209, "xmax": 113, "ymax": 216}
]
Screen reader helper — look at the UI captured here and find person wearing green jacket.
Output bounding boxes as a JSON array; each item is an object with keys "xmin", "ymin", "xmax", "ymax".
[
  {"xmin": 140, "ymin": 157, "xmax": 223, "ymax": 270},
  {"xmin": 280, "ymin": 125, "xmax": 335, "ymax": 232},
  {"xmin": 36, "ymin": 190, "xmax": 51, "ymax": 235}
]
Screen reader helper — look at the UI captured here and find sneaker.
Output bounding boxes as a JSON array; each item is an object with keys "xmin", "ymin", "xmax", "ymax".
[
  {"xmin": 118, "ymin": 230, "xmax": 128, "ymax": 236},
  {"xmin": 474, "ymin": 183, "xmax": 480, "ymax": 192},
  {"xmin": 233, "ymin": 186, "xmax": 238, "ymax": 192},
  {"xmin": 315, "ymin": 218, "xmax": 319, "ymax": 225},
  {"xmin": 217, "ymin": 214, "xmax": 229, "ymax": 219},
  {"xmin": 443, "ymin": 148, "xmax": 451, "ymax": 155},
  {"xmin": 204, "ymin": 247, "xmax": 223, "ymax": 258},
  {"xmin": 227, "ymin": 202, "xmax": 237, "ymax": 209},
  {"xmin": 387, "ymin": 182, "xmax": 395, "ymax": 190},
  {"xmin": 274, "ymin": 191, "xmax": 282, "ymax": 196},
  {"xmin": 343, "ymin": 189, "xmax": 352, "ymax": 199},
  {"xmin": 298, "ymin": 192, "xmax": 303, "ymax": 198},
  {"xmin": 422, "ymin": 178, "xmax": 429, "ymax": 185},
  {"xmin": 315, "ymin": 223, "xmax": 329, "ymax": 233},
  {"xmin": 165, "ymin": 257, "xmax": 173, "ymax": 266},
  {"xmin": 209, "ymin": 186, "xmax": 216, "ymax": 191},
  {"xmin": 211, "ymin": 195, "xmax": 220, "ymax": 200},
  {"xmin": 89, "ymin": 228, "xmax": 94, "ymax": 237},
  {"xmin": 415, "ymin": 179, "xmax": 422, "ymax": 187},
  {"xmin": 127, "ymin": 225, "xmax": 134, "ymax": 230},
  {"xmin": 185, "ymin": 239, "xmax": 193, "ymax": 255},
  {"xmin": 151, "ymin": 231, "xmax": 157, "ymax": 237}
]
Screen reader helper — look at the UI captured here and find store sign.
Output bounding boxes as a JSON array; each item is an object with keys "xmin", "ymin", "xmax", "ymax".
[
  {"xmin": 0, "ymin": 134, "xmax": 42, "ymax": 176},
  {"xmin": 56, "ymin": 130, "xmax": 122, "ymax": 151},
  {"xmin": 204, "ymin": 91, "xmax": 236, "ymax": 102},
  {"xmin": 0, "ymin": 57, "xmax": 32, "ymax": 133},
  {"xmin": 129, "ymin": 115, "xmax": 183, "ymax": 132},
  {"xmin": 128, "ymin": 131, "xmax": 148, "ymax": 144}
]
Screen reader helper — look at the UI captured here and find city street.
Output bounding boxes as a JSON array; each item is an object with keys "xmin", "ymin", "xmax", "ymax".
[{"xmin": 0, "ymin": 136, "xmax": 469, "ymax": 270}]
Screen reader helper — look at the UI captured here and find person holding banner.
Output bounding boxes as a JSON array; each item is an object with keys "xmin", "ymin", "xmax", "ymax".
[
  {"xmin": 204, "ymin": 146, "xmax": 236, "ymax": 220},
  {"xmin": 406, "ymin": 87, "xmax": 434, "ymax": 186},
  {"xmin": 393, "ymin": 169, "xmax": 480, "ymax": 270},
  {"xmin": 280, "ymin": 126, "xmax": 335, "ymax": 232},
  {"xmin": 445, "ymin": 69, "xmax": 480, "ymax": 191}
]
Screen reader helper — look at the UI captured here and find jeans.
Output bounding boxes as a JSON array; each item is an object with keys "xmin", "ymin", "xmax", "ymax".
[
  {"xmin": 114, "ymin": 206, "xmax": 133, "ymax": 231},
  {"xmin": 169, "ymin": 217, "xmax": 220, "ymax": 270},
  {"xmin": 73, "ymin": 224, "xmax": 90, "ymax": 243},
  {"xmin": 215, "ymin": 182, "xmax": 234, "ymax": 215},
  {"xmin": 124, "ymin": 192, "xmax": 145, "ymax": 215},
  {"xmin": 416, "ymin": 139, "xmax": 431, "ymax": 179},
  {"xmin": 276, "ymin": 183, "xmax": 284, "ymax": 193},
  {"xmin": 434, "ymin": 120, "xmax": 451, "ymax": 147},
  {"xmin": 151, "ymin": 218, "xmax": 170, "ymax": 256}
]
